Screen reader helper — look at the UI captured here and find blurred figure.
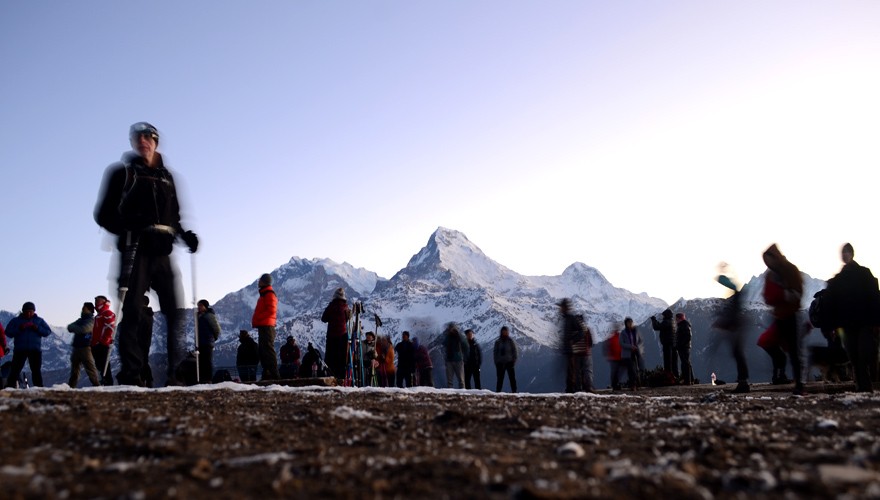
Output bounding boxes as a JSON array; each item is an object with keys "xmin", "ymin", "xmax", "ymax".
[
  {"xmin": 67, "ymin": 302, "xmax": 100, "ymax": 388},
  {"xmin": 280, "ymin": 336, "xmax": 302, "ymax": 379},
  {"xmin": 376, "ymin": 335, "xmax": 396, "ymax": 387},
  {"xmin": 0, "ymin": 321, "xmax": 6, "ymax": 389},
  {"xmin": 138, "ymin": 295, "xmax": 154, "ymax": 387},
  {"xmin": 361, "ymin": 332, "xmax": 379, "ymax": 386},
  {"xmin": 493, "ymin": 326, "xmax": 518, "ymax": 393},
  {"xmin": 714, "ymin": 263, "xmax": 750, "ymax": 393},
  {"xmin": 464, "ymin": 329, "xmax": 482, "ymax": 389},
  {"xmin": 651, "ymin": 309, "xmax": 678, "ymax": 381},
  {"xmin": 321, "ymin": 287, "xmax": 350, "ymax": 381},
  {"xmin": 5, "ymin": 302, "xmax": 51, "ymax": 388},
  {"xmin": 91, "ymin": 295, "xmax": 116, "ymax": 386},
  {"xmin": 299, "ymin": 342, "xmax": 325, "ymax": 378},
  {"xmin": 762, "ymin": 244, "xmax": 805, "ymax": 395},
  {"xmin": 395, "ymin": 331, "xmax": 416, "ymax": 388},
  {"xmin": 252, "ymin": 273, "xmax": 280, "ymax": 380},
  {"xmin": 823, "ymin": 243, "xmax": 880, "ymax": 392},
  {"xmin": 443, "ymin": 323, "xmax": 469, "ymax": 389},
  {"xmin": 413, "ymin": 337, "xmax": 434, "ymax": 387},
  {"xmin": 675, "ymin": 313, "xmax": 694, "ymax": 385},
  {"xmin": 236, "ymin": 330, "xmax": 260, "ymax": 382},
  {"xmin": 619, "ymin": 317, "xmax": 643, "ymax": 390},
  {"xmin": 197, "ymin": 299, "xmax": 221, "ymax": 383},
  {"xmin": 605, "ymin": 324, "xmax": 624, "ymax": 390},
  {"xmin": 94, "ymin": 122, "xmax": 199, "ymax": 386},
  {"xmin": 559, "ymin": 299, "xmax": 593, "ymax": 392}
]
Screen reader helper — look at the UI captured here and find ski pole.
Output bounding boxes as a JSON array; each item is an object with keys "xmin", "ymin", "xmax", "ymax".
[{"xmin": 192, "ymin": 252, "xmax": 200, "ymax": 384}]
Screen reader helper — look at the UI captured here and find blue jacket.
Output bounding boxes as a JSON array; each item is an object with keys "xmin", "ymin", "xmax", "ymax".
[{"xmin": 6, "ymin": 314, "xmax": 52, "ymax": 352}]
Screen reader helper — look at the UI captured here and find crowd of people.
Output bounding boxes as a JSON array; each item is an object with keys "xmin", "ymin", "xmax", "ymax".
[{"xmin": 3, "ymin": 123, "xmax": 879, "ymax": 395}]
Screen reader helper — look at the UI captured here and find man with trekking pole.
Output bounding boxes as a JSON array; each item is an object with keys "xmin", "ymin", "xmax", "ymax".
[{"xmin": 94, "ymin": 122, "xmax": 199, "ymax": 387}]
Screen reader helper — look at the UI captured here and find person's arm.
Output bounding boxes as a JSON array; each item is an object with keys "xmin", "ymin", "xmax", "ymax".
[
  {"xmin": 208, "ymin": 314, "xmax": 221, "ymax": 341},
  {"xmin": 35, "ymin": 317, "xmax": 52, "ymax": 337}
]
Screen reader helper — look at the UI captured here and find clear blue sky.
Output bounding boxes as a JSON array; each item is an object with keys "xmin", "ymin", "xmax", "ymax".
[{"xmin": 2, "ymin": 1, "xmax": 879, "ymax": 326}]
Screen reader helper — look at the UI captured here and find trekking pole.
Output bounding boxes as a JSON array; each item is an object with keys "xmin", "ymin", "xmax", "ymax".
[{"xmin": 191, "ymin": 252, "xmax": 200, "ymax": 384}]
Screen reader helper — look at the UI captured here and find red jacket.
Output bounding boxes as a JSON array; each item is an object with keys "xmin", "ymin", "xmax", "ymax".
[
  {"xmin": 0, "ymin": 322, "xmax": 6, "ymax": 357},
  {"xmin": 92, "ymin": 301, "xmax": 116, "ymax": 346},
  {"xmin": 606, "ymin": 331, "xmax": 622, "ymax": 361},
  {"xmin": 320, "ymin": 298, "xmax": 350, "ymax": 338},
  {"xmin": 252, "ymin": 286, "xmax": 277, "ymax": 328}
]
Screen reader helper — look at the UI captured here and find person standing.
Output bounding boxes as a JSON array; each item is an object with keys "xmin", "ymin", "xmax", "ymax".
[
  {"xmin": 361, "ymin": 332, "xmax": 379, "ymax": 386},
  {"xmin": 395, "ymin": 331, "xmax": 416, "ymax": 388},
  {"xmin": 377, "ymin": 335, "xmax": 396, "ymax": 387},
  {"xmin": 0, "ymin": 322, "xmax": 6, "ymax": 389},
  {"xmin": 67, "ymin": 302, "xmax": 101, "ymax": 388},
  {"xmin": 605, "ymin": 325, "xmax": 624, "ymax": 390},
  {"xmin": 493, "ymin": 326, "xmax": 518, "ymax": 393},
  {"xmin": 197, "ymin": 299, "xmax": 221, "ymax": 384},
  {"xmin": 559, "ymin": 299, "xmax": 592, "ymax": 392},
  {"xmin": 714, "ymin": 265, "xmax": 750, "ymax": 393},
  {"xmin": 464, "ymin": 329, "xmax": 482, "ymax": 389},
  {"xmin": 675, "ymin": 312, "xmax": 694, "ymax": 385},
  {"xmin": 94, "ymin": 122, "xmax": 199, "ymax": 386},
  {"xmin": 321, "ymin": 287, "xmax": 351, "ymax": 381},
  {"xmin": 91, "ymin": 295, "xmax": 116, "ymax": 386},
  {"xmin": 5, "ymin": 302, "xmax": 52, "ymax": 388},
  {"xmin": 443, "ymin": 323, "xmax": 469, "ymax": 389},
  {"xmin": 651, "ymin": 309, "xmax": 678, "ymax": 381},
  {"xmin": 236, "ymin": 330, "xmax": 260, "ymax": 382},
  {"xmin": 280, "ymin": 336, "xmax": 302, "ymax": 379},
  {"xmin": 619, "ymin": 317, "xmax": 644, "ymax": 390},
  {"xmin": 762, "ymin": 244, "xmax": 805, "ymax": 395},
  {"xmin": 824, "ymin": 243, "xmax": 880, "ymax": 392},
  {"xmin": 252, "ymin": 273, "xmax": 280, "ymax": 381},
  {"xmin": 413, "ymin": 337, "xmax": 434, "ymax": 387}
]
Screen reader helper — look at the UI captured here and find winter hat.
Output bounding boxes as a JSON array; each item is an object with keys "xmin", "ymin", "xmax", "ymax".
[
  {"xmin": 22, "ymin": 301, "xmax": 35, "ymax": 312},
  {"xmin": 83, "ymin": 302, "xmax": 96, "ymax": 314},
  {"xmin": 843, "ymin": 243, "xmax": 855, "ymax": 256},
  {"xmin": 259, "ymin": 273, "xmax": 273, "ymax": 286},
  {"xmin": 287, "ymin": 336, "xmax": 294, "ymax": 342},
  {"xmin": 675, "ymin": 312, "xmax": 686, "ymax": 321},
  {"xmin": 129, "ymin": 122, "xmax": 159, "ymax": 144},
  {"xmin": 662, "ymin": 309, "xmax": 673, "ymax": 319},
  {"xmin": 365, "ymin": 331, "xmax": 375, "ymax": 340},
  {"xmin": 333, "ymin": 287, "xmax": 346, "ymax": 300}
]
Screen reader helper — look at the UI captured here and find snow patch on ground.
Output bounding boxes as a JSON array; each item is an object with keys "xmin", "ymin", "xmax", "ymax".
[{"xmin": 530, "ymin": 426, "xmax": 603, "ymax": 440}]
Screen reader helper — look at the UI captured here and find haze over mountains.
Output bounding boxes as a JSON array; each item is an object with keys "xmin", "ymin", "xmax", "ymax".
[{"xmin": 3, "ymin": 227, "xmax": 829, "ymax": 391}]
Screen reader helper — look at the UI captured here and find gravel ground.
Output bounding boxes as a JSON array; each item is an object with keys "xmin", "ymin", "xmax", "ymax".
[{"xmin": 1, "ymin": 381, "xmax": 879, "ymax": 499}]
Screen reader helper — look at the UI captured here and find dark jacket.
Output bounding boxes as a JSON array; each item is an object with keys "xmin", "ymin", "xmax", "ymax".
[
  {"xmin": 762, "ymin": 244, "xmax": 803, "ymax": 319},
  {"xmin": 0, "ymin": 322, "xmax": 6, "ymax": 357},
  {"xmin": 465, "ymin": 338, "xmax": 482, "ymax": 369},
  {"xmin": 280, "ymin": 341, "xmax": 302, "ymax": 366},
  {"xmin": 825, "ymin": 260, "xmax": 880, "ymax": 328},
  {"xmin": 676, "ymin": 320, "xmax": 692, "ymax": 348},
  {"xmin": 6, "ymin": 314, "xmax": 52, "ymax": 352},
  {"xmin": 395, "ymin": 339, "xmax": 416, "ymax": 372},
  {"xmin": 198, "ymin": 308, "xmax": 221, "ymax": 348},
  {"xmin": 67, "ymin": 313, "xmax": 95, "ymax": 349},
  {"xmin": 444, "ymin": 327, "xmax": 469, "ymax": 363},
  {"xmin": 493, "ymin": 336, "xmax": 518, "ymax": 365},
  {"xmin": 237, "ymin": 334, "xmax": 260, "ymax": 367},
  {"xmin": 94, "ymin": 152, "xmax": 189, "ymax": 254},
  {"xmin": 321, "ymin": 298, "xmax": 350, "ymax": 339},
  {"xmin": 651, "ymin": 312, "xmax": 677, "ymax": 346}
]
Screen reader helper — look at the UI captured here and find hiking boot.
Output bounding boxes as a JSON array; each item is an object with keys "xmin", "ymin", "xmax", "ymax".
[
  {"xmin": 792, "ymin": 383, "xmax": 805, "ymax": 396},
  {"xmin": 731, "ymin": 382, "xmax": 750, "ymax": 394}
]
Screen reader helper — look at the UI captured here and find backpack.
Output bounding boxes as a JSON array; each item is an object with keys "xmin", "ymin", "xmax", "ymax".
[{"xmin": 809, "ymin": 289, "xmax": 828, "ymax": 329}]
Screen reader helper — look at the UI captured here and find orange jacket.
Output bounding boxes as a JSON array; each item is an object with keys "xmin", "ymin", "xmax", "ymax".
[{"xmin": 252, "ymin": 286, "xmax": 277, "ymax": 327}]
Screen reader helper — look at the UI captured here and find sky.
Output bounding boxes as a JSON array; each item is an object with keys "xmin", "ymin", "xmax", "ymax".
[{"xmin": 2, "ymin": 1, "xmax": 880, "ymax": 326}]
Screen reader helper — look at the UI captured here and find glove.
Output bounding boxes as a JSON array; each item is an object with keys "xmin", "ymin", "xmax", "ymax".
[
  {"xmin": 21, "ymin": 322, "xmax": 35, "ymax": 331},
  {"xmin": 181, "ymin": 230, "xmax": 199, "ymax": 253}
]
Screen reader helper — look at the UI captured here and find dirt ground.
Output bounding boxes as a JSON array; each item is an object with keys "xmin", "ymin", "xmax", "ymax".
[{"xmin": 1, "ymin": 381, "xmax": 879, "ymax": 499}]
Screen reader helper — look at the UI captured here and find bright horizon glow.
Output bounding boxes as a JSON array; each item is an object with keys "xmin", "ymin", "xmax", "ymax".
[{"xmin": 2, "ymin": 1, "xmax": 879, "ymax": 326}]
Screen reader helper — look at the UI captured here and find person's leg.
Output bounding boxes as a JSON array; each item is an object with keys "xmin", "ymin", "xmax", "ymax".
[
  {"xmin": 495, "ymin": 362, "xmax": 505, "ymax": 392},
  {"xmin": 258, "ymin": 327, "xmax": 279, "ymax": 380},
  {"xmin": 464, "ymin": 365, "xmax": 473, "ymax": 389},
  {"xmin": 474, "ymin": 367, "xmax": 481, "ymax": 389},
  {"xmin": 83, "ymin": 348, "xmax": 101, "ymax": 386},
  {"xmin": 507, "ymin": 362, "xmax": 517, "ymax": 393},
  {"xmin": 454, "ymin": 362, "xmax": 465, "ymax": 389},
  {"xmin": 68, "ymin": 350, "xmax": 80, "ymax": 388},
  {"xmin": 28, "ymin": 350, "xmax": 43, "ymax": 387},
  {"xmin": 6, "ymin": 350, "xmax": 27, "ymax": 388},
  {"xmin": 582, "ymin": 354, "xmax": 593, "ymax": 391},
  {"xmin": 117, "ymin": 253, "xmax": 152, "ymax": 384}
]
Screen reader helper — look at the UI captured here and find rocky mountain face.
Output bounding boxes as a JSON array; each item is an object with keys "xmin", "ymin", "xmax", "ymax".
[{"xmin": 2, "ymin": 228, "xmax": 831, "ymax": 390}]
